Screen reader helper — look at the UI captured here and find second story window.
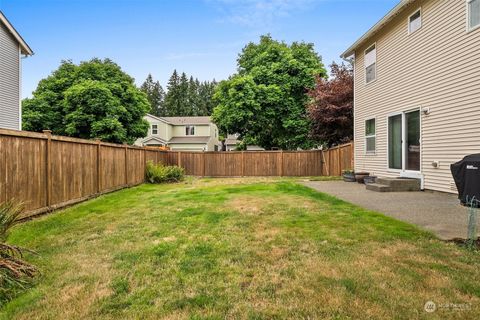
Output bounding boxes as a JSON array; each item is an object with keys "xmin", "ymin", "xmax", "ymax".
[
  {"xmin": 152, "ymin": 124, "xmax": 158, "ymax": 135},
  {"xmin": 468, "ymin": 0, "xmax": 480, "ymax": 31},
  {"xmin": 408, "ymin": 9, "xmax": 422, "ymax": 34},
  {"xmin": 364, "ymin": 44, "xmax": 376, "ymax": 84},
  {"xmin": 186, "ymin": 125, "xmax": 195, "ymax": 136}
]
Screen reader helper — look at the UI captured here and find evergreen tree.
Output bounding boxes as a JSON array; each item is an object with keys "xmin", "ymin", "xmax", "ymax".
[
  {"xmin": 178, "ymin": 72, "xmax": 190, "ymax": 115},
  {"xmin": 187, "ymin": 76, "xmax": 199, "ymax": 115},
  {"xmin": 162, "ymin": 70, "xmax": 218, "ymax": 116},
  {"xmin": 164, "ymin": 70, "xmax": 180, "ymax": 116},
  {"xmin": 140, "ymin": 74, "xmax": 165, "ymax": 117}
]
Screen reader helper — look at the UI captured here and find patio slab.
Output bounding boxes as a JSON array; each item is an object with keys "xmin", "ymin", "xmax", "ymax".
[{"xmin": 302, "ymin": 180, "xmax": 478, "ymax": 240}]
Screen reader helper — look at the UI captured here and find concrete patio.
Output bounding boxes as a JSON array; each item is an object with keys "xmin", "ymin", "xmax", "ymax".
[{"xmin": 302, "ymin": 180, "xmax": 478, "ymax": 240}]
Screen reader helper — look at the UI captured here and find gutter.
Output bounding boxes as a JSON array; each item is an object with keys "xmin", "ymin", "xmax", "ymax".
[{"xmin": 340, "ymin": 0, "xmax": 415, "ymax": 59}]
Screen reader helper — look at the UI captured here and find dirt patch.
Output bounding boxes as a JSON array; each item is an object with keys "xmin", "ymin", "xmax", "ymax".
[{"xmin": 228, "ymin": 195, "xmax": 319, "ymax": 215}]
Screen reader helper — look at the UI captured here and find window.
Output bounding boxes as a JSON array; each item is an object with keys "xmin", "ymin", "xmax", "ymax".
[
  {"xmin": 364, "ymin": 44, "xmax": 376, "ymax": 84},
  {"xmin": 468, "ymin": 0, "xmax": 480, "ymax": 31},
  {"xmin": 365, "ymin": 118, "xmax": 376, "ymax": 154},
  {"xmin": 409, "ymin": 9, "xmax": 422, "ymax": 34},
  {"xmin": 186, "ymin": 125, "xmax": 195, "ymax": 136},
  {"xmin": 152, "ymin": 124, "xmax": 158, "ymax": 135}
]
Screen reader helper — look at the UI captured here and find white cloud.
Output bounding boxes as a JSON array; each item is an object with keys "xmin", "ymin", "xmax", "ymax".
[{"xmin": 207, "ymin": 0, "xmax": 318, "ymax": 28}]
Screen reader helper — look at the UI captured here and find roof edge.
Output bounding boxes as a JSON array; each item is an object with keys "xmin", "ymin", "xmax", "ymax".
[
  {"xmin": 340, "ymin": 0, "xmax": 415, "ymax": 59},
  {"xmin": 0, "ymin": 11, "xmax": 33, "ymax": 56}
]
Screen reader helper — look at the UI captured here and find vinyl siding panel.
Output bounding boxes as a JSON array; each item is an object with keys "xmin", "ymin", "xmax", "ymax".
[
  {"xmin": 354, "ymin": 0, "xmax": 480, "ymax": 193},
  {"xmin": 0, "ymin": 21, "xmax": 20, "ymax": 130}
]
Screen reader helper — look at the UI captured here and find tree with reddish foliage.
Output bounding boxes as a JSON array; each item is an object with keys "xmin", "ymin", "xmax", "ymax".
[{"xmin": 308, "ymin": 63, "xmax": 353, "ymax": 147}]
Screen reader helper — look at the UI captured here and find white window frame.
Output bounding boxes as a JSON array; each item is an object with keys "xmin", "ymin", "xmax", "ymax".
[
  {"xmin": 185, "ymin": 125, "xmax": 195, "ymax": 136},
  {"xmin": 365, "ymin": 117, "xmax": 376, "ymax": 155},
  {"xmin": 364, "ymin": 43, "xmax": 376, "ymax": 84},
  {"xmin": 152, "ymin": 124, "xmax": 158, "ymax": 135},
  {"xmin": 467, "ymin": 0, "xmax": 480, "ymax": 32},
  {"xmin": 408, "ymin": 8, "xmax": 422, "ymax": 34}
]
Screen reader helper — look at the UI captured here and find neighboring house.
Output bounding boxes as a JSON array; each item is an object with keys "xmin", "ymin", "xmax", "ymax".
[
  {"xmin": 136, "ymin": 114, "xmax": 219, "ymax": 151},
  {"xmin": 341, "ymin": 0, "xmax": 480, "ymax": 193},
  {"xmin": 0, "ymin": 11, "xmax": 33, "ymax": 130},
  {"xmin": 224, "ymin": 134, "xmax": 265, "ymax": 151}
]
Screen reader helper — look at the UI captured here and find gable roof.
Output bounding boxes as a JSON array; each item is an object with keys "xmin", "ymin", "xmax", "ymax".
[
  {"xmin": 340, "ymin": 0, "xmax": 416, "ymax": 59},
  {"xmin": 168, "ymin": 136, "xmax": 211, "ymax": 144},
  {"xmin": 141, "ymin": 136, "xmax": 168, "ymax": 145},
  {"xmin": 145, "ymin": 114, "xmax": 213, "ymax": 125},
  {"xmin": 162, "ymin": 117, "xmax": 212, "ymax": 125},
  {"xmin": 0, "ymin": 11, "xmax": 33, "ymax": 56}
]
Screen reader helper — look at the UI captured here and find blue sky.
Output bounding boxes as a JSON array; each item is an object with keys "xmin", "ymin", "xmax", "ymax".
[{"xmin": 0, "ymin": 0, "xmax": 397, "ymax": 98}]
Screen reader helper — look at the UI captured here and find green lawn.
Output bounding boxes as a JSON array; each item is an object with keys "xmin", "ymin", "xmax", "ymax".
[{"xmin": 2, "ymin": 178, "xmax": 480, "ymax": 319}]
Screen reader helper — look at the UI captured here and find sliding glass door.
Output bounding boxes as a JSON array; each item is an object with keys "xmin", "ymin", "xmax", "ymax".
[
  {"xmin": 388, "ymin": 114, "xmax": 402, "ymax": 170},
  {"xmin": 405, "ymin": 110, "xmax": 420, "ymax": 171},
  {"xmin": 388, "ymin": 110, "xmax": 420, "ymax": 172}
]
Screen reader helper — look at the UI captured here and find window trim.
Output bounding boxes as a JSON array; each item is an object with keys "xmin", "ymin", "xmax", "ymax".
[
  {"xmin": 364, "ymin": 43, "xmax": 377, "ymax": 85},
  {"xmin": 152, "ymin": 124, "xmax": 158, "ymax": 135},
  {"xmin": 365, "ymin": 117, "xmax": 376, "ymax": 155},
  {"xmin": 467, "ymin": 0, "xmax": 480, "ymax": 33},
  {"xmin": 408, "ymin": 8, "xmax": 422, "ymax": 34}
]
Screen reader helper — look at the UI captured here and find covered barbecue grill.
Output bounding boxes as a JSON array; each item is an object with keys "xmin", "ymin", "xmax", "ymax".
[{"xmin": 451, "ymin": 154, "xmax": 480, "ymax": 206}]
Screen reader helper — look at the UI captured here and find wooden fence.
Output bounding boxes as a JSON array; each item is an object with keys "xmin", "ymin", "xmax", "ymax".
[{"xmin": 0, "ymin": 128, "xmax": 353, "ymax": 218}]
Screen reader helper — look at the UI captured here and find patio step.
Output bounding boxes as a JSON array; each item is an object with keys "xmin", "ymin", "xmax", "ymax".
[
  {"xmin": 365, "ymin": 183, "xmax": 392, "ymax": 192},
  {"xmin": 367, "ymin": 177, "xmax": 421, "ymax": 192}
]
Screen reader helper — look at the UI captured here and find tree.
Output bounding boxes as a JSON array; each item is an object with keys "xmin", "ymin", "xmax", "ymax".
[
  {"xmin": 307, "ymin": 63, "xmax": 353, "ymax": 146},
  {"xmin": 212, "ymin": 35, "xmax": 326, "ymax": 150},
  {"xmin": 163, "ymin": 70, "xmax": 217, "ymax": 116},
  {"xmin": 187, "ymin": 76, "xmax": 199, "ymax": 115},
  {"xmin": 22, "ymin": 58, "xmax": 150, "ymax": 144},
  {"xmin": 140, "ymin": 74, "xmax": 165, "ymax": 117},
  {"xmin": 178, "ymin": 72, "xmax": 190, "ymax": 115},
  {"xmin": 198, "ymin": 80, "xmax": 217, "ymax": 116},
  {"xmin": 164, "ymin": 70, "xmax": 181, "ymax": 116}
]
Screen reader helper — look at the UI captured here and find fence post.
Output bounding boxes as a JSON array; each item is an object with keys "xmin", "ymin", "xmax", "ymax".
[
  {"xmin": 279, "ymin": 150, "xmax": 284, "ymax": 177},
  {"xmin": 177, "ymin": 151, "xmax": 182, "ymax": 167},
  {"xmin": 241, "ymin": 151, "xmax": 245, "ymax": 177},
  {"xmin": 95, "ymin": 139, "xmax": 101, "ymax": 194},
  {"xmin": 124, "ymin": 144, "xmax": 128, "ymax": 187},
  {"xmin": 43, "ymin": 130, "xmax": 52, "ymax": 208},
  {"xmin": 337, "ymin": 147, "xmax": 342, "ymax": 176},
  {"xmin": 202, "ymin": 152, "xmax": 206, "ymax": 177}
]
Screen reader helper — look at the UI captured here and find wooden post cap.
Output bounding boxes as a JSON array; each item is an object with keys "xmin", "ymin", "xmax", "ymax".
[{"xmin": 43, "ymin": 130, "xmax": 52, "ymax": 135}]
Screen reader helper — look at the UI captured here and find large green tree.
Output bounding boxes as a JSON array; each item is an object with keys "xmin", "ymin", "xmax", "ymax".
[
  {"xmin": 212, "ymin": 35, "xmax": 326, "ymax": 150},
  {"xmin": 140, "ymin": 74, "xmax": 165, "ymax": 117},
  {"xmin": 22, "ymin": 58, "xmax": 150, "ymax": 144}
]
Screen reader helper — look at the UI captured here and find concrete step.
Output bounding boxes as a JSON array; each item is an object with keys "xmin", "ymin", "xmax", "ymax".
[
  {"xmin": 366, "ymin": 183, "xmax": 392, "ymax": 192},
  {"xmin": 371, "ymin": 177, "xmax": 421, "ymax": 192}
]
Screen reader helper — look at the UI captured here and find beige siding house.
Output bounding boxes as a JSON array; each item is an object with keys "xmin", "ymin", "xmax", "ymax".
[
  {"xmin": 136, "ymin": 114, "xmax": 219, "ymax": 151},
  {"xmin": 0, "ymin": 11, "xmax": 33, "ymax": 130},
  {"xmin": 341, "ymin": 0, "xmax": 480, "ymax": 193}
]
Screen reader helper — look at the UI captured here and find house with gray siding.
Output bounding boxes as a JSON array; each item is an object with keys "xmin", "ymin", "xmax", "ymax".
[
  {"xmin": 341, "ymin": 0, "xmax": 480, "ymax": 193},
  {"xmin": 0, "ymin": 11, "xmax": 33, "ymax": 130}
]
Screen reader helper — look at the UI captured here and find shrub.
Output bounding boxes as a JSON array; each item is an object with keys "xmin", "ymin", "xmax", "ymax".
[
  {"xmin": 145, "ymin": 161, "xmax": 185, "ymax": 184},
  {"xmin": 0, "ymin": 201, "xmax": 37, "ymax": 302}
]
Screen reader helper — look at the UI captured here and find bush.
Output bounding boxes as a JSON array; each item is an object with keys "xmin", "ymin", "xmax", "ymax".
[
  {"xmin": 0, "ymin": 201, "xmax": 37, "ymax": 302},
  {"xmin": 145, "ymin": 161, "xmax": 185, "ymax": 184}
]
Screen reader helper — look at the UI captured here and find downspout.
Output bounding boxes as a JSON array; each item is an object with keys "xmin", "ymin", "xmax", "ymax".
[{"xmin": 342, "ymin": 54, "xmax": 355, "ymax": 172}]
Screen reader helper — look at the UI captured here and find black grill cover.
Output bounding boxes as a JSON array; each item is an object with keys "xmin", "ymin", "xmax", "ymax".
[{"xmin": 451, "ymin": 154, "xmax": 480, "ymax": 206}]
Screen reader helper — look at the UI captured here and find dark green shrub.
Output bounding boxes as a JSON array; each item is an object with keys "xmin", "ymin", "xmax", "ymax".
[{"xmin": 145, "ymin": 161, "xmax": 185, "ymax": 184}]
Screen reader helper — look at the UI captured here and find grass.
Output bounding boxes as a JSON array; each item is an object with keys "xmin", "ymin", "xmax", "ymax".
[{"xmin": 1, "ymin": 178, "xmax": 480, "ymax": 319}]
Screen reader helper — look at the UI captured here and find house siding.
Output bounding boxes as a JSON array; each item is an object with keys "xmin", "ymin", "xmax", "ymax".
[
  {"xmin": 0, "ymin": 21, "xmax": 20, "ymax": 130},
  {"xmin": 354, "ymin": 0, "xmax": 480, "ymax": 193}
]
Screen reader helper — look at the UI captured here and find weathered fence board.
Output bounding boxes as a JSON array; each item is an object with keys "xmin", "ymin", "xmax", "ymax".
[{"xmin": 0, "ymin": 128, "xmax": 353, "ymax": 218}]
